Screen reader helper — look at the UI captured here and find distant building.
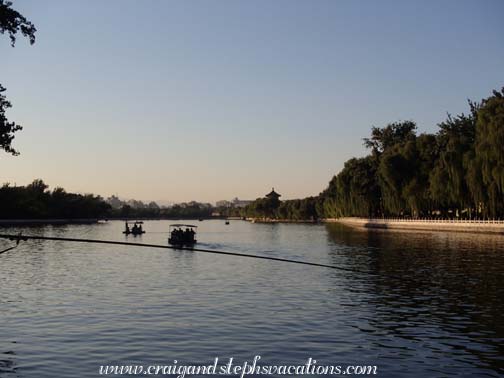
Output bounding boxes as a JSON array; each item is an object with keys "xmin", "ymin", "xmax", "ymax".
[
  {"xmin": 265, "ymin": 188, "xmax": 281, "ymax": 200},
  {"xmin": 232, "ymin": 197, "xmax": 253, "ymax": 208}
]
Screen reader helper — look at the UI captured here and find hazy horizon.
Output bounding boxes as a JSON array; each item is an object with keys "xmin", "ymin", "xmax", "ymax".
[{"xmin": 1, "ymin": 0, "xmax": 503, "ymax": 202}]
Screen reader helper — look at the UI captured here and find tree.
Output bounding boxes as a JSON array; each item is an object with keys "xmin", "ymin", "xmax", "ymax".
[
  {"xmin": 27, "ymin": 178, "xmax": 49, "ymax": 194},
  {"xmin": 378, "ymin": 143, "xmax": 412, "ymax": 215},
  {"xmin": 0, "ymin": 180, "xmax": 112, "ymax": 219},
  {"xmin": 363, "ymin": 121, "xmax": 417, "ymax": 156},
  {"xmin": 402, "ymin": 134, "xmax": 437, "ymax": 216},
  {"xmin": 320, "ymin": 156, "xmax": 381, "ymax": 218},
  {"xmin": 429, "ymin": 111, "xmax": 476, "ymax": 216},
  {"xmin": 0, "ymin": 0, "xmax": 36, "ymax": 155},
  {"xmin": 0, "ymin": 84, "xmax": 22, "ymax": 155},
  {"xmin": 0, "ymin": 0, "xmax": 36, "ymax": 46},
  {"xmin": 474, "ymin": 88, "xmax": 504, "ymax": 217}
]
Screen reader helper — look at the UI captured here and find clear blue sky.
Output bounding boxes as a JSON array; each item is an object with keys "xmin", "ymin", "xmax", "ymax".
[{"xmin": 1, "ymin": 0, "xmax": 503, "ymax": 203}]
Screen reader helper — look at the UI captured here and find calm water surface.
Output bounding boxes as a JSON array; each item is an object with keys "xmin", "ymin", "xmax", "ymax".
[{"xmin": 1, "ymin": 220, "xmax": 503, "ymax": 377}]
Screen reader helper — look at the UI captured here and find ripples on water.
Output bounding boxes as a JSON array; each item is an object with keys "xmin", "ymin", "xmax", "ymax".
[{"xmin": 0, "ymin": 220, "xmax": 503, "ymax": 377}]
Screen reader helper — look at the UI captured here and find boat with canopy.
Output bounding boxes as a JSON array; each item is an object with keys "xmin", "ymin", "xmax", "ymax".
[{"xmin": 168, "ymin": 224, "xmax": 197, "ymax": 246}]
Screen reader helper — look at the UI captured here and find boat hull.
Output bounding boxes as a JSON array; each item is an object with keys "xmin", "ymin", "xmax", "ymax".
[
  {"xmin": 168, "ymin": 238, "xmax": 197, "ymax": 247},
  {"xmin": 123, "ymin": 231, "xmax": 145, "ymax": 235}
]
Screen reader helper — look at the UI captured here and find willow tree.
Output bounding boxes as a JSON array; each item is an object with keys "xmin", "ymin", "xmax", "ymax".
[
  {"xmin": 319, "ymin": 175, "xmax": 342, "ymax": 218},
  {"xmin": 474, "ymin": 88, "xmax": 504, "ymax": 217},
  {"xmin": 326, "ymin": 157, "xmax": 381, "ymax": 217},
  {"xmin": 405, "ymin": 133, "xmax": 437, "ymax": 216},
  {"xmin": 429, "ymin": 111, "xmax": 476, "ymax": 216},
  {"xmin": 365, "ymin": 121, "xmax": 417, "ymax": 215},
  {"xmin": 378, "ymin": 142, "xmax": 413, "ymax": 215}
]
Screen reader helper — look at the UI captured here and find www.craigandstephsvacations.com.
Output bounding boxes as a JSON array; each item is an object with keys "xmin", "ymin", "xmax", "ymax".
[{"xmin": 99, "ymin": 356, "xmax": 378, "ymax": 377}]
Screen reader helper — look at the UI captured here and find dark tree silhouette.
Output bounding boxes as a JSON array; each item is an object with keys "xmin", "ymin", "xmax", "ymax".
[
  {"xmin": 0, "ymin": 0, "xmax": 36, "ymax": 46},
  {"xmin": 0, "ymin": 179, "xmax": 112, "ymax": 219},
  {"xmin": 363, "ymin": 121, "xmax": 417, "ymax": 155},
  {"xmin": 0, "ymin": 0, "xmax": 36, "ymax": 155},
  {"xmin": 0, "ymin": 84, "xmax": 23, "ymax": 155}
]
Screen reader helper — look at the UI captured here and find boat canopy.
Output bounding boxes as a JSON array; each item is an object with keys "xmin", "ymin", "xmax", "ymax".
[{"xmin": 169, "ymin": 224, "xmax": 198, "ymax": 228}]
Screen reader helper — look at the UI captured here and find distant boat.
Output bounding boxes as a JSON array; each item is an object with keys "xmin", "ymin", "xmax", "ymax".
[
  {"xmin": 199, "ymin": 218, "xmax": 203, "ymax": 221},
  {"xmin": 225, "ymin": 221, "xmax": 230, "ymax": 225},
  {"xmin": 123, "ymin": 221, "xmax": 145, "ymax": 235}
]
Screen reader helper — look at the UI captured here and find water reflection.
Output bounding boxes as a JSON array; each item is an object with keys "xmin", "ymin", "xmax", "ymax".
[
  {"xmin": 326, "ymin": 223, "xmax": 504, "ymax": 375},
  {"xmin": 0, "ymin": 348, "xmax": 17, "ymax": 377}
]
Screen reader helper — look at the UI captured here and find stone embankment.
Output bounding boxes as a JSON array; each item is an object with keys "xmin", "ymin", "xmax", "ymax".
[
  {"xmin": 246, "ymin": 218, "xmax": 317, "ymax": 224},
  {"xmin": 333, "ymin": 217, "xmax": 504, "ymax": 234}
]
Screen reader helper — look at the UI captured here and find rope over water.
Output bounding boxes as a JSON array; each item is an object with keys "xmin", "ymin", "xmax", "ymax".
[
  {"xmin": 0, "ymin": 233, "xmax": 384, "ymax": 276},
  {"xmin": 0, "ymin": 245, "xmax": 18, "ymax": 255},
  {"xmin": 0, "ymin": 232, "xmax": 24, "ymax": 254}
]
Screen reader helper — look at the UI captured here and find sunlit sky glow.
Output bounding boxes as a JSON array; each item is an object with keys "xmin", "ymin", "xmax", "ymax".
[{"xmin": 1, "ymin": 0, "xmax": 503, "ymax": 203}]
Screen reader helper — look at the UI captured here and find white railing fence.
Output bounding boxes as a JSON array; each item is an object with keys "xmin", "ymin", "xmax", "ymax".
[{"xmin": 364, "ymin": 217, "xmax": 504, "ymax": 224}]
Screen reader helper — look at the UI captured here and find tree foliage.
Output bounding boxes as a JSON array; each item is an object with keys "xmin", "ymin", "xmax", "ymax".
[
  {"xmin": 0, "ymin": 0, "xmax": 36, "ymax": 155},
  {"xmin": 241, "ymin": 196, "xmax": 321, "ymax": 220},
  {"xmin": 475, "ymin": 89, "xmax": 504, "ymax": 216},
  {"xmin": 363, "ymin": 121, "xmax": 417, "ymax": 156},
  {"xmin": 0, "ymin": 180, "xmax": 218, "ymax": 219},
  {"xmin": 0, "ymin": 84, "xmax": 22, "ymax": 155},
  {"xmin": 0, "ymin": 0, "xmax": 36, "ymax": 46},
  {"xmin": 0, "ymin": 180, "xmax": 111, "ymax": 219}
]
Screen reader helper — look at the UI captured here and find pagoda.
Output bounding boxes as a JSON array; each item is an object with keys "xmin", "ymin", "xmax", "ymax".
[{"xmin": 265, "ymin": 188, "xmax": 281, "ymax": 200}]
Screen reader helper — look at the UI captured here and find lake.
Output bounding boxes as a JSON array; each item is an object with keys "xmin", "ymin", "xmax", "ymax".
[{"xmin": 1, "ymin": 220, "xmax": 503, "ymax": 377}]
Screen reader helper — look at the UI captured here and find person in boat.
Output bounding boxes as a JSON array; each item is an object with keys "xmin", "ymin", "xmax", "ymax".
[
  {"xmin": 132, "ymin": 223, "xmax": 140, "ymax": 233},
  {"xmin": 175, "ymin": 229, "xmax": 181, "ymax": 242},
  {"xmin": 138, "ymin": 224, "xmax": 143, "ymax": 233},
  {"xmin": 184, "ymin": 228, "xmax": 194, "ymax": 243},
  {"xmin": 125, "ymin": 222, "xmax": 130, "ymax": 234}
]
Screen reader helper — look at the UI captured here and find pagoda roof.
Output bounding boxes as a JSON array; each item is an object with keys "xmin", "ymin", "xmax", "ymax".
[{"xmin": 265, "ymin": 188, "xmax": 281, "ymax": 198}]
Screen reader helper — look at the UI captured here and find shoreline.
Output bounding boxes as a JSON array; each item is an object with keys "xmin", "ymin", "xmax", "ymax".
[
  {"xmin": 333, "ymin": 217, "xmax": 504, "ymax": 235},
  {"xmin": 0, "ymin": 218, "xmax": 102, "ymax": 226}
]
